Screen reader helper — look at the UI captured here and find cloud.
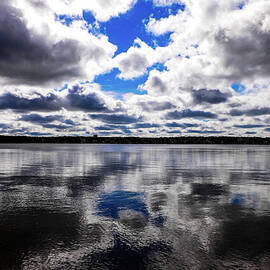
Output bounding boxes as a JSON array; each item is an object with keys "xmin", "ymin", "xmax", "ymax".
[
  {"xmin": 230, "ymin": 107, "xmax": 270, "ymax": 117},
  {"xmin": 187, "ymin": 130, "xmax": 224, "ymax": 134},
  {"xmin": 133, "ymin": 123, "xmax": 161, "ymax": 129},
  {"xmin": 65, "ymin": 85, "xmax": 121, "ymax": 112},
  {"xmin": 33, "ymin": 0, "xmax": 138, "ymax": 22},
  {"xmin": 167, "ymin": 130, "xmax": 182, "ymax": 134},
  {"xmin": 165, "ymin": 122, "xmax": 199, "ymax": 128},
  {"xmin": 19, "ymin": 113, "xmax": 77, "ymax": 131},
  {"xmin": 234, "ymin": 124, "xmax": 266, "ymax": 129},
  {"xmin": 20, "ymin": 114, "xmax": 63, "ymax": 124},
  {"xmin": 0, "ymin": 92, "xmax": 61, "ymax": 112},
  {"xmin": 42, "ymin": 124, "xmax": 71, "ymax": 130},
  {"xmin": 0, "ymin": 1, "xmax": 116, "ymax": 87},
  {"xmin": 137, "ymin": 100, "xmax": 176, "ymax": 111},
  {"xmin": 165, "ymin": 109, "xmax": 217, "ymax": 120},
  {"xmin": 153, "ymin": 0, "xmax": 184, "ymax": 6},
  {"xmin": 144, "ymin": 0, "xmax": 270, "ymax": 95},
  {"xmin": 0, "ymin": 84, "xmax": 122, "ymax": 113},
  {"xmin": 89, "ymin": 114, "xmax": 142, "ymax": 124},
  {"xmin": 192, "ymin": 89, "xmax": 230, "ymax": 104}
]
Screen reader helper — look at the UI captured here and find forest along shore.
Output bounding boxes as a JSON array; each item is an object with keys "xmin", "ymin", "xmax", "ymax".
[{"xmin": 0, "ymin": 136, "xmax": 270, "ymax": 145}]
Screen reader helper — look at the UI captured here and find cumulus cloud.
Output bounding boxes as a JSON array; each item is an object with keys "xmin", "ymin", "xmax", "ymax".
[
  {"xmin": 115, "ymin": 39, "xmax": 157, "ymax": 80},
  {"xmin": 146, "ymin": 0, "xmax": 270, "ymax": 89},
  {"xmin": 0, "ymin": 84, "xmax": 122, "ymax": 113},
  {"xmin": 26, "ymin": 0, "xmax": 138, "ymax": 22},
  {"xmin": 0, "ymin": 0, "xmax": 116, "ymax": 87},
  {"xmin": 0, "ymin": 92, "xmax": 61, "ymax": 112},
  {"xmin": 1, "ymin": 0, "xmax": 270, "ymax": 136}
]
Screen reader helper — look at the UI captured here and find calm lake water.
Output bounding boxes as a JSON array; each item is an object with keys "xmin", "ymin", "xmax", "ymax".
[{"xmin": 1, "ymin": 144, "xmax": 270, "ymax": 269}]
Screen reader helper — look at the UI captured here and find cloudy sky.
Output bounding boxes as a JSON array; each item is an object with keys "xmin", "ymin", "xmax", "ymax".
[{"xmin": 1, "ymin": 0, "xmax": 270, "ymax": 137}]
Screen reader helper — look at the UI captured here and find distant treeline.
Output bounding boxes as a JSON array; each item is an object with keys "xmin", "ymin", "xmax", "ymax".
[{"xmin": 0, "ymin": 136, "xmax": 270, "ymax": 145}]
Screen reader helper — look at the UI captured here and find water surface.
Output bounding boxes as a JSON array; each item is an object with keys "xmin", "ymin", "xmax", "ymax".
[{"xmin": 1, "ymin": 144, "xmax": 270, "ymax": 269}]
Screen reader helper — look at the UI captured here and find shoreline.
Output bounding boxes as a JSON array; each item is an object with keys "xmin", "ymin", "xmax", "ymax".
[{"xmin": 0, "ymin": 136, "xmax": 270, "ymax": 145}]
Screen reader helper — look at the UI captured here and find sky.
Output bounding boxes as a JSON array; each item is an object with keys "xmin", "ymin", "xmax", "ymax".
[{"xmin": 1, "ymin": 0, "xmax": 270, "ymax": 137}]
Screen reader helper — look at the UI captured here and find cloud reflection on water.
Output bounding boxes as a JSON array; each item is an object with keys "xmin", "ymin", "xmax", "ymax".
[{"xmin": 0, "ymin": 144, "xmax": 270, "ymax": 269}]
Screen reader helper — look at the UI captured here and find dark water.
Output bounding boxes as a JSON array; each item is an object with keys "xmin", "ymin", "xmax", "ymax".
[{"xmin": 1, "ymin": 144, "xmax": 270, "ymax": 269}]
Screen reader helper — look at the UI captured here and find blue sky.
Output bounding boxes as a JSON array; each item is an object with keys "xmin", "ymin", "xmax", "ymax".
[
  {"xmin": 58, "ymin": 0, "xmax": 184, "ymax": 96},
  {"xmin": 0, "ymin": 0, "xmax": 269, "ymax": 137}
]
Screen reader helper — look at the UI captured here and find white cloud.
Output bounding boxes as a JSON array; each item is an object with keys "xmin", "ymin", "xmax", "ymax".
[{"xmin": 21, "ymin": 0, "xmax": 138, "ymax": 22}]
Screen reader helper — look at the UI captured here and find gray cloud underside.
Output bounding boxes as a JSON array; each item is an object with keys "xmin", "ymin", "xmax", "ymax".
[
  {"xmin": 192, "ymin": 89, "xmax": 230, "ymax": 104},
  {"xmin": 20, "ymin": 113, "xmax": 76, "ymax": 130},
  {"xmin": 133, "ymin": 123, "xmax": 161, "ymax": 129},
  {"xmin": 234, "ymin": 124, "xmax": 267, "ymax": 129},
  {"xmin": 187, "ymin": 130, "xmax": 225, "ymax": 134},
  {"xmin": 0, "ymin": 3, "xmax": 80, "ymax": 84},
  {"xmin": 230, "ymin": 107, "xmax": 270, "ymax": 117},
  {"xmin": 165, "ymin": 109, "xmax": 217, "ymax": 120},
  {"xmin": 89, "ymin": 114, "xmax": 142, "ymax": 124},
  {"xmin": 0, "ymin": 92, "xmax": 61, "ymax": 112},
  {"xmin": 0, "ymin": 2, "xmax": 108, "ymax": 85},
  {"xmin": 165, "ymin": 122, "xmax": 200, "ymax": 128},
  {"xmin": 217, "ymin": 24, "xmax": 270, "ymax": 81},
  {"xmin": 20, "ymin": 114, "xmax": 64, "ymax": 123},
  {"xmin": 0, "ymin": 86, "xmax": 114, "ymax": 113}
]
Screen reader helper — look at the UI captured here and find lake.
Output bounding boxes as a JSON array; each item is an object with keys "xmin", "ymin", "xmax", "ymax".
[{"xmin": 0, "ymin": 144, "xmax": 270, "ymax": 269}]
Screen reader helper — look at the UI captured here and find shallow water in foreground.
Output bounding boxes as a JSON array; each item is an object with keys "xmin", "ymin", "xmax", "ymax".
[{"xmin": 1, "ymin": 144, "xmax": 270, "ymax": 269}]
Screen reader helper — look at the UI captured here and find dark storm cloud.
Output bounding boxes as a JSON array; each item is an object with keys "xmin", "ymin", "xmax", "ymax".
[
  {"xmin": 234, "ymin": 124, "xmax": 266, "ymax": 129},
  {"xmin": 165, "ymin": 109, "xmax": 217, "ymax": 120},
  {"xmin": 230, "ymin": 107, "xmax": 270, "ymax": 117},
  {"xmin": 192, "ymin": 89, "xmax": 230, "ymax": 104},
  {"xmin": 0, "ymin": 92, "xmax": 62, "ymax": 112},
  {"xmin": 89, "ymin": 114, "xmax": 141, "ymax": 124}
]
